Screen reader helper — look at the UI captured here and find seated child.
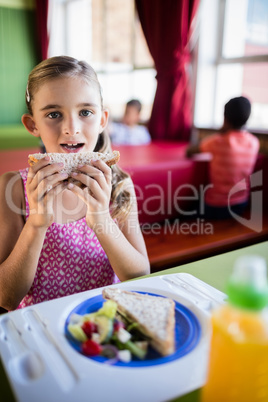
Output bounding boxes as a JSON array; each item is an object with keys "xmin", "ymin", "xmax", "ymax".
[
  {"xmin": 187, "ymin": 96, "xmax": 260, "ymax": 219},
  {"xmin": 109, "ymin": 99, "xmax": 151, "ymax": 145},
  {"xmin": 0, "ymin": 56, "xmax": 150, "ymax": 310}
]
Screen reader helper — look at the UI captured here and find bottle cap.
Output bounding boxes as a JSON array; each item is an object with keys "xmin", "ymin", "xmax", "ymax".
[{"xmin": 227, "ymin": 255, "xmax": 268, "ymax": 310}]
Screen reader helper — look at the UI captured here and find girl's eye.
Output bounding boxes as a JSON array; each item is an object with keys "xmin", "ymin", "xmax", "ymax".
[
  {"xmin": 80, "ymin": 109, "xmax": 93, "ymax": 117},
  {"xmin": 47, "ymin": 112, "xmax": 61, "ymax": 119}
]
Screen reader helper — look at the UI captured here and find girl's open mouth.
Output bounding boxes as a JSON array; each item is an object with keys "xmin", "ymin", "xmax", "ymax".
[{"xmin": 60, "ymin": 143, "xmax": 85, "ymax": 153}]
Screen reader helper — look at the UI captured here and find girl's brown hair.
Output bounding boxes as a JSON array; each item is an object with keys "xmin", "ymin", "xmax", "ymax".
[{"xmin": 25, "ymin": 56, "xmax": 132, "ymax": 222}]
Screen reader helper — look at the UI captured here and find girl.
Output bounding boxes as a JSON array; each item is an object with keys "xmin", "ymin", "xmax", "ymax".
[{"xmin": 0, "ymin": 56, "xmax": 150, "ymax": 311}]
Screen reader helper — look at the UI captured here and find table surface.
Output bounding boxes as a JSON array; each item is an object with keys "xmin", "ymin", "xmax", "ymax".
[{"xmin": 1, "ymin": 241, "xmax": 267, "ymax": 402}]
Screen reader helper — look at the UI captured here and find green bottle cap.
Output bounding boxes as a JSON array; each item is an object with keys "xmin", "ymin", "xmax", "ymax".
[{"xmin": 226, "ymin": 255, "xmax": 268, "ymax": 310}]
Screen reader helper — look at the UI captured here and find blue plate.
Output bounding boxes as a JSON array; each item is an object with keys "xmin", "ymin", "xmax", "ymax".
[{"xmin": 65, "ymin": 291, "xmax": 201, "ymax": 367}]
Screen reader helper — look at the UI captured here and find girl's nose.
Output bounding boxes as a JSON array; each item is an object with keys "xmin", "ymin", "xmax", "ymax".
[{"xmin": 63, "ymin": 116, "xmax": 80, "ymax": 135}]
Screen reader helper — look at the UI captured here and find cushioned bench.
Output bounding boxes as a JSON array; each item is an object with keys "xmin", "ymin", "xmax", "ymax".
[
  {"xmin": 0, "ymin": 124, "xmax": 39, "ymax": 150},
  {"xmin": 117, "ymin": 142, "xmax": 209, "ymax": 224},
  {"xmin": 144, "ymin": 212, "xmax": 268, "ymax": 272},
  {"xmin": 117, "ymin": 142, "xmax": 268, "ymax": 271},
  {"xmin": 0, "ymin": 124, "xmax": 40, "ymax": 175}
]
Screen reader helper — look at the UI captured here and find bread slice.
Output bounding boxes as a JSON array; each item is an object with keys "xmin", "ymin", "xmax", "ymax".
[
  {"xmin": 28, "ymin": 150, "xmax": 120, "ymax": 175},
  {"xmin": 102, "ymin": 287, "xmax": 175, "ymax": 356}
]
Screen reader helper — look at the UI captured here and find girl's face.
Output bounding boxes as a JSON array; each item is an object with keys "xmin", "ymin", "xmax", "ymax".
[{"xmin": 22, "ymin": 76, "xmax": 108, "ymax": 153}]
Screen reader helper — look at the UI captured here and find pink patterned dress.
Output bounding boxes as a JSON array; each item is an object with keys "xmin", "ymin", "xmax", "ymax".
[{"xmin": 18, "ymin": 168, "xmax": 119, "ymax": 309}]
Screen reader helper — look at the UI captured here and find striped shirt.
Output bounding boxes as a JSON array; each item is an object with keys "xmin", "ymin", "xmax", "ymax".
[{"xmin": 200, "ymin": 130, "xmax": 260, "ymax": 207}]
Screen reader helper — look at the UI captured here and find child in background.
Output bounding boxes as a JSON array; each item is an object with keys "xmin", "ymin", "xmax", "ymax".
[
  {"xmin": 187, "ymin": 96, "xmax": 260, "ymax": 219},
  {"xmin": 0, "ymin": 56, "xmax": 150, "ymax": 310},
  {"xmin": 109, "ymin": 99, "xmax": 151, "ymax": 145}
]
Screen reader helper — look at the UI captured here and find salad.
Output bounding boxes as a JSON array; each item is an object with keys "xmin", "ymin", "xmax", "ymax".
[{"xmin": 67, "ymin": 300, "xmax": 150, "ymax": 364}]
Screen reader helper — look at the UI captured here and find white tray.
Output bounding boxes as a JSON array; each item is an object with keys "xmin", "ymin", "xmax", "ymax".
[{"xmin": 0, "ymin": 273, "xmax": 226, "ymax": 402}]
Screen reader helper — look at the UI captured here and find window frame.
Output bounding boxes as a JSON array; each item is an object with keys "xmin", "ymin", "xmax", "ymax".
[
  {"xmin": 193, "ymin": 0, "xmax": 268, "ymax": 133},
  {"xmin": 217, "ymin": 0, "xmax": 268, "ymax": 65},
  {"xmin": 91, "ymin": 0, "xmax": 154, "ymax": 74}
]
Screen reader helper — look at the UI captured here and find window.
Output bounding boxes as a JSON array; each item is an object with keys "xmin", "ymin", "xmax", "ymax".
[
  {"xmin": 48, "ymin": 0, "xmax": 267, "ymax": 131},
  {"xmin": 194, "ymin": 0, "xmax": 268, "ymax": 131},
  {"xmin": 48, "ymin": 0, "xmax": 156, "ymax": 121}
]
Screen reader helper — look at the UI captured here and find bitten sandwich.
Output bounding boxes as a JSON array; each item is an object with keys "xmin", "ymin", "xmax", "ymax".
[
  {"xmin": 102, "ymin": 287, "xmax": 175, "ymax": 356},
  {"xmin": 28, "ymin": 150, "xmax": 120, "ymax": 175}
]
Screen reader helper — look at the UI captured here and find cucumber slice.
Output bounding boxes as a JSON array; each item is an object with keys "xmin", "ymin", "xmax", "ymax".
[
  {"xmin": 68, "ymin": 323, "xmax": 87, "ymax": 342},
  {"xmin": 96, "ymin": 300, "xmax": 117, "ymax": 319},
  {"xmin": 95, "ymin": 316, "xmax": 113, "ymax": 343}
]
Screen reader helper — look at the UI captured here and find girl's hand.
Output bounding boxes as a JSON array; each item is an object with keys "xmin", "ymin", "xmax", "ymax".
[
  {"xmin": 26, "ymin": 157, "xmax": 68, "ymax": 228},
  {"xmin": 67, "ymin": 160, "xmax": 112, "ymax": 228}
]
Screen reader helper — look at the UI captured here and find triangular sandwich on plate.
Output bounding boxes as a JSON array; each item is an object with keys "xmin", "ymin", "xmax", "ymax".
[{"xmin": 102, "ymin": 287, "xmax": 175, "ymax": 356}]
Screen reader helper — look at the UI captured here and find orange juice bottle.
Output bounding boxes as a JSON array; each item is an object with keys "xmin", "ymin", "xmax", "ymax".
[{"xmin": 201, "ymin": 255, "xmax": 268, "ymax": 402}]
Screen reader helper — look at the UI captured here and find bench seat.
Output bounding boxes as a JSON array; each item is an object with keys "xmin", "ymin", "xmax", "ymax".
[{"xmin": 144, "ymin": 212, "xmax": 268, "ymax": 272}]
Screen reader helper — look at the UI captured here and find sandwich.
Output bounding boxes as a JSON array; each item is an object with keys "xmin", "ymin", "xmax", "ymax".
[
  {"xmin": 102, "ymin": 287, "xmax": 175, "ymax": 356},
  {"xmin": 28, "ymin": 150, "xmax": 120, "ymax": 176}
]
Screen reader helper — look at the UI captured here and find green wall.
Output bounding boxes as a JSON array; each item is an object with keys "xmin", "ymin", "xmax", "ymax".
[{"xmin": 0, "ymin": 4, "xmax": 38, "ymax": 125}]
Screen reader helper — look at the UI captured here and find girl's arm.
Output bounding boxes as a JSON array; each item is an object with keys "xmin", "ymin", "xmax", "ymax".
[
  {"xmin": 0, "ymin": 163, "xmax": 66, "ymax": 310},
  {"xmin": 92, "ymin": 181, "xmax": 150, "ymax": 281},
  {"xmin": 0, "ymin": 172, "xmax": 46, "ymax": 310}
]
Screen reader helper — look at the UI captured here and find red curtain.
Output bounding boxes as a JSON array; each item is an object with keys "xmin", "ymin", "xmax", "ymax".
[
  {"xmin": 35, "ymin": 0, "xmax": 49, "ymax": 60},
  {"xmin": 135, "ymin": 0, "xmax": 199, "ymax": 141}
]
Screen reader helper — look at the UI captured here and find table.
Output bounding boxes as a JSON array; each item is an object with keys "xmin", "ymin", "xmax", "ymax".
[{"xmin": 1, "ymin": 241, "xmax": 267, "ymax": 402}]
